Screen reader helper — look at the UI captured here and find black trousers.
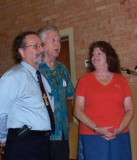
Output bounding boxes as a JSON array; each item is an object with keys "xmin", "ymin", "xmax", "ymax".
[
  {"xmin": 4, "ymin": 131, "xmax": 50, "ymax": 160},
  {"xmin": 50, "ymin": 140, "xmax": 69, "ymax": 160}
]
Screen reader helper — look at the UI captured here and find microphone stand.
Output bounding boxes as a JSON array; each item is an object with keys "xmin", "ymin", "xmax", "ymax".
[{"xmin": 121, "ymin": 67, "xmax": 137, "ymax": 76}]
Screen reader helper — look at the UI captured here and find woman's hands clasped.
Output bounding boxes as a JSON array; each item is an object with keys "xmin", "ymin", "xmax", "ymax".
[{"xmin": 95, "ymin": 126, "xmax": 120, "ymax": 140}]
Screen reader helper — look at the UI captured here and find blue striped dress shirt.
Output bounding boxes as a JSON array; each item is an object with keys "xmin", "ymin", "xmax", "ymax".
[{"xmin": 0, "ymin": 61, "xmax": 54, "ymax": 142}]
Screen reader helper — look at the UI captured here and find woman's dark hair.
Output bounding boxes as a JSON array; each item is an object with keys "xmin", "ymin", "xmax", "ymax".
[
  {"xmin": 12, "ymin": 31, "xmax": 37, "ymax": 63},
  {"xmin": 88, "ymin": 41, "xmax": 121, "ymax": 73}
]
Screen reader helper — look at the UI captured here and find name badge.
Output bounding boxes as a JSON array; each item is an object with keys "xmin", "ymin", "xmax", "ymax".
[{"xmin": 63, "ymin": 79, "xmax": 67, "ymax": 87}]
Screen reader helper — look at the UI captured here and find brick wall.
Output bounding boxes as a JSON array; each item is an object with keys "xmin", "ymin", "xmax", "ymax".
[{"xmin": 0, "ymin": 0, "xmax": 137, "ymax": 84}]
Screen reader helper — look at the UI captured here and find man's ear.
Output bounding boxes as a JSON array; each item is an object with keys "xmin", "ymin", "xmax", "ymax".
[{"xmin": 18, "ymin": 48, "xmax": 25, "ymax": 58}]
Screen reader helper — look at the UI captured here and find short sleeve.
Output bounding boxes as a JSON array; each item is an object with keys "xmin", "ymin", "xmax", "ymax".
[
  {"xmin": 75, "ymin": 77, "xmax": 87, "ymax": 97},
  {"xmin": 123, "ymin": 77, "xmax": 132, "ymax": 97}
]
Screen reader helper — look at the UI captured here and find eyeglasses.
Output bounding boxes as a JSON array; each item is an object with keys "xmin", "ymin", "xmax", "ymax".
[{"xmin": 25, "ymin": 42, "xmax": 45, "ymax": 50}]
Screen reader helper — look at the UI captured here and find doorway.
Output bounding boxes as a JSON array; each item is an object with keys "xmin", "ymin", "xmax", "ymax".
[{"xmin": 58, "ymin": 28, "xmax": 76, "ymax": 123}]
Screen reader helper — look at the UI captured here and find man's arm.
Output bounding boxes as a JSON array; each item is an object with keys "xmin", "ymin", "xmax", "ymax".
[
  {"xmin": 67, "ymin": 96, "xmax": 74, "ymax": 100},
  {"xmin": 0, "ymin": 114, "xmax": 8, "ymax": 143}
]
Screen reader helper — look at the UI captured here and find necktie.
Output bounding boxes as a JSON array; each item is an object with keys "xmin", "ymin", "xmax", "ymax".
[{"xmin": 36, "ymin": 71, "xmax": 55, "ymax": 134}]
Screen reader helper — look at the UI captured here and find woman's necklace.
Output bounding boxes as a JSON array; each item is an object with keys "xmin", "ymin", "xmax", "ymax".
[
  {"xmin": 95, "ymin": 72, "xmax": 113, "ymax": 85},
  {"xmin": 99, "ymin": 79, "xmax": 109, "ymax": 85}
]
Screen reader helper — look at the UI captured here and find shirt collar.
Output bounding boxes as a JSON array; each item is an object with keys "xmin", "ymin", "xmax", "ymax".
[{"xmin": 20, "ymin": 61, "xmax": 37, "ymax": 78}]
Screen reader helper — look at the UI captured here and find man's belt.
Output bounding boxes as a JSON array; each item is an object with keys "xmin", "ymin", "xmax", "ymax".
[{"xmin": 8, "ymin": 128, "xmax": 52, "ymax": 137}]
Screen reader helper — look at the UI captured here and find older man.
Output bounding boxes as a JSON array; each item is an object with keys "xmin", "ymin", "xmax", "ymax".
[{"xmin": 37, "ymin": 25, "xmax": 74, "ymax": 160}]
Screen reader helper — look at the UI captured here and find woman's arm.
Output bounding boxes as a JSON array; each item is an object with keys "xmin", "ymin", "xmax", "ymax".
[
  {"xmin": 113, "ymin": 96, "xmax": 134, "ymax": 135},
  {"xmin": 73, "ymin": 96, "xmax": 97, "ymax": 130}
]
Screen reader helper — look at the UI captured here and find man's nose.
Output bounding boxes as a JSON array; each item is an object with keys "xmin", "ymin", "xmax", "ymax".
[
  {"xmin": 55, "ymin": 41, "xmax": 61, "ymax": 46},
  {"xmin": 38, "ymin": 45, "xmax": 44, "ymax": 51}
]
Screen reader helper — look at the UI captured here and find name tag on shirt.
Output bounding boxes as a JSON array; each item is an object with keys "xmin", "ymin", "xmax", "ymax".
[{"xmin": 63, "ymin": 79, "xmax": 67, "ymax": 87}]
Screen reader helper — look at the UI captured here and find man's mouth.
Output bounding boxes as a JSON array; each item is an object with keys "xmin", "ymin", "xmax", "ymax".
[
  {"xmin": 54, "ymin": 49, "xmax": 59, "ymax": 52},
  {"xmin": 36, "ymin": 51, "xmax": 45, "ymax": 59}
]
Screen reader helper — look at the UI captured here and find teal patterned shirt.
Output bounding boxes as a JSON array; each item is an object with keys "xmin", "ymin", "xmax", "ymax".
[{"xmin": 39, "ymin": 61, "xmax": 74, "ymax": 140}]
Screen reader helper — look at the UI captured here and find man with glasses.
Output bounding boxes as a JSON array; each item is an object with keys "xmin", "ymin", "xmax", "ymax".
[{"xmin": 0, "ymin": 31, "xmax": 54, "ymax": 160}]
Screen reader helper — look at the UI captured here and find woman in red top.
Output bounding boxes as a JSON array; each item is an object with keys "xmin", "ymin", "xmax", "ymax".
[{"xmin": 74, "ymin": 41, "xmax": 134, "ymax": 160}]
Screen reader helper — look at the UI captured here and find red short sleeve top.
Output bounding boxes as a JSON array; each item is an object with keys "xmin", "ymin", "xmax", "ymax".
[{"xmin": 75, "ymin": 72, "xmax": 131, "ymax": 135}]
